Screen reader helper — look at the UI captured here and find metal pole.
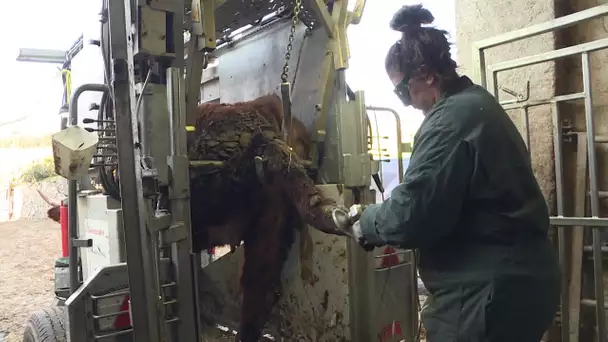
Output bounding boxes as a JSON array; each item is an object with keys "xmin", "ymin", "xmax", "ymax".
[
  {"xmin": 167, "ymin": 67, "xmax": 200, "ymax": 340},
  {"xmin": 68, "ymin": 84, "xmax": 110, "ymax": 126},
  {"xmin": 582, "ymin": 52, "xmax": 606, "ymax": 342},
  {"xmin": 107, "ymin": 0, "xmax": 162, "ymax": 340},
  {"xmin": 489, "ymin": 38, "xmax": 608, "ymax": 73},
  {"xmin": 473, "ymin": 5, "xmax": 608, "ymax": 51},
  {"xmin": 364, "ymin": 106, "xmax": 417, "ymax": 338},
  {"xmin": 67, "ymin": 83, "xmax": 109, "ymax": 294},
  {"xmin": 522, "ymin": 107, "xmax": 531, "ymax": 154},
  {"xmin": 551, "ymin": 101, "xmax": 570, "ymax": 342},
  {"xmin": 551, "ymin": 217, "xmax": 608, "ymax": 227},
  {"xmin": 365, "ymin": 106, "xmax": 404, "ymax": 183}
]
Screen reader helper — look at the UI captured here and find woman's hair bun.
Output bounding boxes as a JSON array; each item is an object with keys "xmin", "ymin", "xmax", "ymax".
[{"xmin": 390, "ymin": 4, "xmax": 435, "ymax": 32}]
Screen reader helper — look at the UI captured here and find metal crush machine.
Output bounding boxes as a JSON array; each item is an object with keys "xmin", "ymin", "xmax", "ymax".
[{"xmin": 23, "ymin": 0, "xmax": 421, "ymax": 341}]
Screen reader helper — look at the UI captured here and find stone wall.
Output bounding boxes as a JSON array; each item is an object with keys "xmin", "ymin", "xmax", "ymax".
[{"xmin": 455, "ymin": 0, "xmax": 558, "ymax": 211}]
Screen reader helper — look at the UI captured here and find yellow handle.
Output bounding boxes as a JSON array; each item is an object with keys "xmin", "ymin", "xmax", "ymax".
[{"xmin": 60, "ymin": 69, "xmax": 72, "ymax": 104}]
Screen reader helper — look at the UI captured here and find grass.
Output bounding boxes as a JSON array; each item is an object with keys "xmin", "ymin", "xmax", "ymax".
[
  {"xmin": 0, "ymin": 135, "xmax": 53, "ymax": 149},
  {"xmin": 18, "ymin": 156, "xmax": 56, "ymax": 184}
]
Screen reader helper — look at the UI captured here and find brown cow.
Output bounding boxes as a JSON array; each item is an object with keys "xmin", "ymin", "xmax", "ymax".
[{"xmin": 190, "ymin": 94, "xmax": 346, "ymax": 341}]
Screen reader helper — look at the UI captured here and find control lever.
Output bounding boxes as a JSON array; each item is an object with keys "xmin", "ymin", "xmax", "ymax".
[
  {"xmin": 372, "ymin": 173, "xmax": 384, "ymax": 193},
  {"xmin": 83, "ymin": 118, "xmax": 115, "ymax": 124}
]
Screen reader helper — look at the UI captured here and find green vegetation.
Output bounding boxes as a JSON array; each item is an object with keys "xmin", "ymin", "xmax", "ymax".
[
  {"xmin": 0, "ymin": 135, "xmax": 53, "ymax": 148},
  {"xmin": 19, "ymin": 157, "xmax": 56, "ymax": 184}
]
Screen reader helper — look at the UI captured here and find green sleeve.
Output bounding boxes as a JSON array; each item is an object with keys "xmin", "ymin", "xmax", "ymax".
[{"xmin": 359, "ymin": 124, "xmax": 473, "ymax": 249}]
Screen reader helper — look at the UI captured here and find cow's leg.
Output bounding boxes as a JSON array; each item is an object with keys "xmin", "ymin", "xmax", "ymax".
[
  {"xmin": 261, "ymin": 138, "xmax": 348, "ymax": 236},
  {"xmin": 237, "ymin": 196, "xmax": 295, "ymax": 342}
]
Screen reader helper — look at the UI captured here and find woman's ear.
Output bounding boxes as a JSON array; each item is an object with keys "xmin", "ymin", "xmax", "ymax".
[{"xmin": 417, "ymin": 65, "xmax": 436, "ymax": 85}]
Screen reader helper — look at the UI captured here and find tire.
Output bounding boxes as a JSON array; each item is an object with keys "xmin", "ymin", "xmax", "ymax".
[{"xmin": 22, "ymin": 307, "xmax": 67, "ymax": 342}]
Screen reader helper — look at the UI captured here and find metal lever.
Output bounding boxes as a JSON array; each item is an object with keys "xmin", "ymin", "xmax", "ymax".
[
  {"xmin": 372, "ymin": 173, "xmax": 384, "ymax": 193},
  {"xmin": 83, "ymin": 117, "xmax": 115, "ymax": 124},
  {"xmin": 72, "ymin": 238, "xmax": 93, "ymax": 248}
]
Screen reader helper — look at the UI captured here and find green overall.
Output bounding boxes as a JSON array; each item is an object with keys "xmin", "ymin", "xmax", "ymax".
[{"xmin": 360, "ymin": 76, "xmax": 561, "ymax": 342}]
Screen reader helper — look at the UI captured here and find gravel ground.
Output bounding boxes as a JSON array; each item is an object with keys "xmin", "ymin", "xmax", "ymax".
[{"xmin": 0, "ymin": 219, "xmax": 60, "ymax": 342}]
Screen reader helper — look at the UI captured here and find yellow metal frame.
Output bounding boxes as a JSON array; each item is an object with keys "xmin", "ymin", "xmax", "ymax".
[
  {"xmin": 60, "ymin": 69, "xmax": 73, "ymax": 104},
  {"xmin": 309, "ymin": 0, "xmax": 366, "ymax": 166}
]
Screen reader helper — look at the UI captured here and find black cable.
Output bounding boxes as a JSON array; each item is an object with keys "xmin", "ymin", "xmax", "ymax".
[
  {"xmin": 98, "ymin": 0, "xmax": 121, "ymax": 201},
  {"xmin": 97, "ymin": 91, "xmax": 121, "ymax": 200}
]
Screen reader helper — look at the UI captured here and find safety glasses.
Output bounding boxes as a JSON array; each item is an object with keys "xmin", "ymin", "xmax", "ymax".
[{"xmin": 393, "ymin": 76, "xmax": 411, "ymax": 107}]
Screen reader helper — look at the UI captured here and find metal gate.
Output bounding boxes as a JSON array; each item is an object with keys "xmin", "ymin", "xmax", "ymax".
[
  {"xmin": 366, "ymin": 106, "xmax": 419, "ymax": 342},
  {"xmin": 472, "ymin": 5, "xmax": 608, "ymax": 342}
]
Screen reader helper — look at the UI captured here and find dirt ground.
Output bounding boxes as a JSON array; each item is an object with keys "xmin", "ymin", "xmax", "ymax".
[{"xmin": 0, "ymin": 219, "xmax": 59, "ymax": 342}]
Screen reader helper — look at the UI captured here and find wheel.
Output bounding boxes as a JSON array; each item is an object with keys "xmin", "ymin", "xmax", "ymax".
[{"xmin": 22, "ymin": 307, "xmax": 67, "ymax": 342}]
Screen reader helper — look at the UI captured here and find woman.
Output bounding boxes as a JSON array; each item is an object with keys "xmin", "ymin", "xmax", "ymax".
[{"xmin": 347, "ymin": 4, "xmax": 561, "ymax": 342}]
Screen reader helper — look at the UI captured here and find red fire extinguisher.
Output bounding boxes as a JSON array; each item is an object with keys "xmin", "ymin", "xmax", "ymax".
[{"xmin": 60, "ymin": 199, "xmax": 69, "ymax": 257}]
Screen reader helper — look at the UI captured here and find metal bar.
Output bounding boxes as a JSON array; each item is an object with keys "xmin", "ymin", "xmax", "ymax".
[
  {"xmin": 15, "ymin": 48, "xmax": 67, "ymax": 64},
  {"xmin": 366, "ymin": 106, "xmax": 404, "ymax": 183},
  {"xmin": 310, "ymin": 47, "xmax": 335, "ymax": 170},
  {"xmin": 334, "ymin": 0, "xmax": 351, "ymax": 70},
  {"xmin": 487, "ymin": 69, "xmax": 498, "ymax": 100},
  {"xmin": 584, "ymin": 246, "xmax": 608, "ymax": 253},
  {"xmin": 362, "ymin": 106, "xmax": 419, "ymax": 340},
  {"xmin": 94, "ymin": 317, "xmax": 181, "ymax": 341},
  {"xmin": 568, "ymin": 132, "xmax": 588, "ymax": 342},
  {"xmin": 522, "ymin": 107, "xmax": 531, "ymax": 152},
  {"xmin": 67, "ymin": 83, "xmax": 109, "ymax": 295},
  {"xmin": 489, "ymin": 38, "xmax": 608, "ymax": 73},
  {"xmin": 596, "ymin": 135, "xmax": 608, "ymax": 143},
  {"xmin": 166, "ymin": 67, "xmax": 200, "ymax": 340},
  {"xmin": 550, "ymin": 217, "xmax": 608, "ymax": 227},
  {"xmin": 582, "ymin": 52, "xmax": 606, "ymax": 342},
  {"xmin": 471, "ymin": 48, "xmax": 487, "ymax": 88},
  {"xmin": 307, "ymin": 0, "xmax": 335, "ymax": 38},
  {"xmin": 473, "ymin": 5, "xmax": 608, "ymax": 50},
  {"xmin": 373, "ymin": 251, "xmax": 410, "ymax": 259},
  {"xmin": 90, "ymin": 290, "xmax": 130, "ymax": 300},
  {"xmin": 373, "ymin": 263, "xmax": 411, "ymax": 272},
  {"xmin": 551, "ymin": 102, "xmax": 569, "ymax": 342},
  {"xmin": 189, "ymin": 160, "xmax": 225, "ymax": 167},
  {"xmin": 107, "ymin": 0, "xmax": 161, "ymax": 340},
  {"xmin": 502, "ymin": 92, "xmax": 585, "ymax": 111},
  {"xmin": 200, "ymin": 0, "xmax": 217, "ymax": 50},
  {"xmin": 185, "ymin": 38, "xmax": 205, "ymax": 127},
  {"xmin": 582, "ymin": 298, "xmax": 599, "ymax": 307},
  {"xmin": 95, "ymin": 328, "xmax": 134, "ymax": 339},
  {"xmin": 92, "ymin": 310, "xmax": 130, "ymax": 320},
  {"xmin": 472, "ymin": 5, "xmax": 608, "ymax": 87},
  {"xmin": 348, "ymin": 0, "xmax": 366, "ymax": 25}
]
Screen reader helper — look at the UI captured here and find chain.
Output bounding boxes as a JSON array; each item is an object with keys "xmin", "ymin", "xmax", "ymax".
[{"xmin": 281, "ymin": 0, "xmax": 302, "ymax": 83}]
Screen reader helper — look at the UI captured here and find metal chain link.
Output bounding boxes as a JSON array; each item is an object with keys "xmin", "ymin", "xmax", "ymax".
[{"xmin": 281, "ymin": 0, "xmax": 302, "ymax": 83}]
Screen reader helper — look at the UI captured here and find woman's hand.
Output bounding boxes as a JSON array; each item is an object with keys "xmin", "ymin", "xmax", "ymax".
[
  {"xmin": 332, "ymin": 205, "xmax": 375, "ymax": 251},
  {"xmin": 350, "ymin": 220, "xmax": 375, "ymax": 251}
]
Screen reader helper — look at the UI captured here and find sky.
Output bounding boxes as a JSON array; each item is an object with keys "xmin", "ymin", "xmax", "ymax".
[
  {"xmin": 0, "ymin": 0, "xmax": 456, "ymax": 140},
  {"xmin": 346, "ymin": 0, "xmax": 457, "ymax": 143},
  {"xmin": 0, "ymin": 0, "xmax": 90, "ymax": 137}
]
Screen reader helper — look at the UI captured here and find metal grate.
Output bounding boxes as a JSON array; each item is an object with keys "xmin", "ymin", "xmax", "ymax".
[{"xmin": 214, "ymin": 0, "xmax": 320, "ymax": 37}]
